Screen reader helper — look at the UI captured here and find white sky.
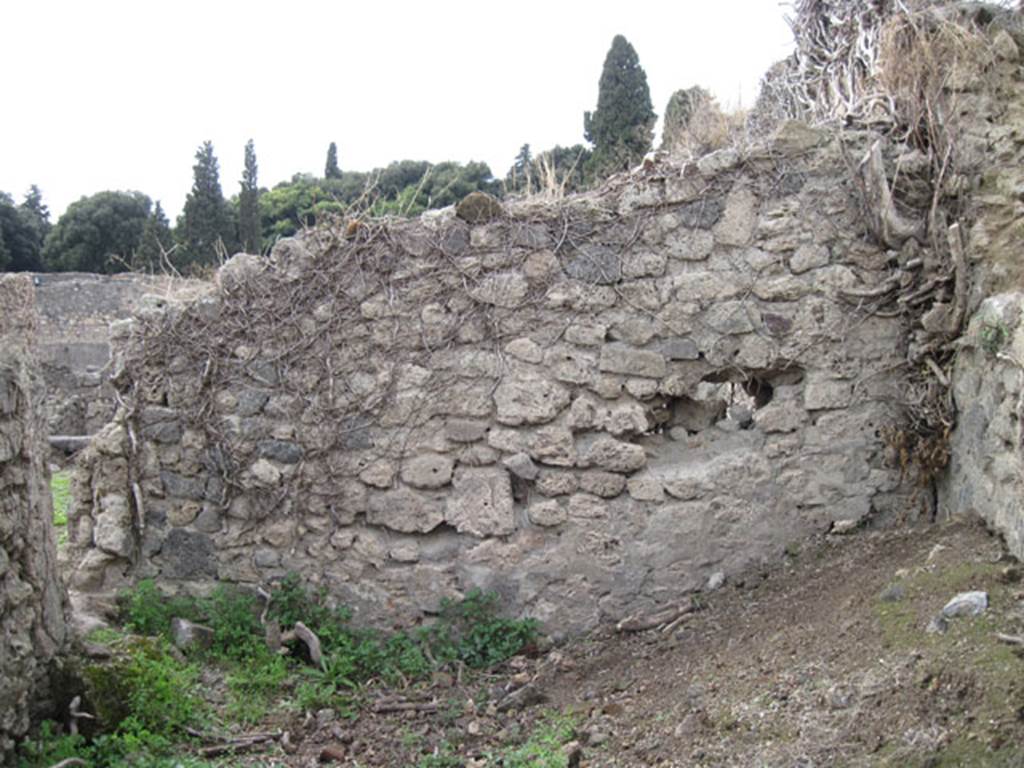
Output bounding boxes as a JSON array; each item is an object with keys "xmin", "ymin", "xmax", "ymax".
[{"xmin": 2, "ymin": 1, "xmax": 794, "ymax": 220}]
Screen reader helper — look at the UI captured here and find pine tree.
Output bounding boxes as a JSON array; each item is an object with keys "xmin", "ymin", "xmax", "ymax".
[
  {"xmin": 239, "ymin": 139, "xmax": 261, "ymax": 254},
  {"xmin": 506, "ymin": 144, "xmax": 533, "ymax": 193},
  {"xmin": 584, "ymin": 35, "xmax": 656, "ymax": 180},
  {"xmin": 134, "ymin": 202, "xmax": 173, "ymax": 272},
  {"xmin": 178, "ymin": 141, "xmax": 235, "ymax": 271},
  {"xmin": 325, "ymin": 142, "xmax": 341, "ymax": 179}
]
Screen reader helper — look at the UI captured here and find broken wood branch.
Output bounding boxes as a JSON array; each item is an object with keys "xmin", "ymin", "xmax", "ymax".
[
  {"xmin": 616, "ymin": 600, "xmax": 697, "ymax": 633},
  {"xmin": 995, "ymin": 632, "xmax": 1024, "ymax": 647}
]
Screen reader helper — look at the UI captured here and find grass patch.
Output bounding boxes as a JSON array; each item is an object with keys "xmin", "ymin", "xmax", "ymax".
[
  {"xmin": 485, "ymin": 711, "xmax": 579, "ymax": 768},
  {"xmin": 50, "ymin": 470, "xmax": 71, "ymax": 544},
  {"xmin": 20, "ymin": 575, "xmax": 542, "ymax": 767}
]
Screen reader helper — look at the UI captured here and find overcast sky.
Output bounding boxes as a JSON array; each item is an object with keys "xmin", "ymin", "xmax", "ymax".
[{"xmin": 3, "ymin": 1, "xmax": 794, "ymax": 220}]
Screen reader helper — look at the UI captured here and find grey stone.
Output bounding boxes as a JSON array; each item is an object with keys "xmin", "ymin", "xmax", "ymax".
[
  {"xmin": 582, "ymin": 437, "xmax": 647, "ymax": 472},
  {"xmin": 445, "ymin": 419, "xmax": 489, "ymax": 443},
  {"xmin": 941, "ymin": 591, "xmax": 988, "ymax": 618},
  {"xmin": 599, "ymin": 344, "xmax": 667, "ymax": 378},
  {"xmin": 471, "ymin": 272, "xmax": 529, "ymax": 308},
  {"xmin": 676, "ymin": 199, "xmax": 724, "ymax": 229},
  {"xmin": 627, "ymin": 473, "xmax": 665, "ymax": 501},
  {"xmin": 494, "ymin": 376, "xmax": 571, "ymax": 426},
  {"xmin": 579, "ymin": 471, "xmax": 626, "ymax": 498},
  {"xmin": 804, "ymin": 378, "xmax": 853, "ymax": 410},
  {"xmin": 367, "ymin": 489, "xmax": 445, "ymax": 534},
  {"xmin": 660, "ymin": 338, "xmax": 700, "ymax": 361},
  {"xmin": 248, "ymin": 459, "xmax": 281, "ymax": 487},
  {"xmin": 791, "ymin": 244, "xmax": 829, "ymax": 273},
  {"xmin": 160, "ymin": 471, "xmax": 206, "ymax": 500},
  {"xmin": 706, "ymin": 572, "xmax": 726, "ymax": 591},
  {"xmin": 563, "ymin": 244, "xmax": 621, "ymax": 285},
  {"xmin": 161, "ymin": 530, "xmax": 217, "ymax": 579},
  {"xmin": 170, "ymin": 617, "xmax": 214, "ymax": 652},
  {"xmin": 400, "ymin": 454, "xmax": 455, "ymax": 489},
  {"xmin": 704, "ymin": 301, "xmax": 758, "ymax": 335},
  {"xmin": 254, "ymin": 548, "xmax": 281, "ymax": 568},
  {"xmin": 528, "ymin": 500, "xmax": 567, "ymax": 527},
  {"xmin": 359, "ymin": 460, "xmax": 396, "ymax": 489},
  {"xmin": 503, "ymin": 452, "xmax": 539, "ymax": 480},
  {"xmin": 193, "ymin": 506, "xmax": 222, "ymax": 533},
  {"xmin": 529, "ymin": 426, "xmax": 577, "ymax": 467},
  {"xmin": 257, "ymin": 439, "xmax": 303, "ymax": 464},
  {"xmin": 713, "ymin": 184, "xmax": 758, "ymax": 246},
  {"xmin": 446, "ymin": 467, "xmax": 515, "ymax": 537},
  {"xmin": 536, "ymin": 470, "xmax": 579, "ymax": 497}
]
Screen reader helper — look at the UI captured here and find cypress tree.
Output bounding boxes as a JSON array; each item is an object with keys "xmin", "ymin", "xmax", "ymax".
[
  {"xmin": 325, "ymin": 142, "xmax": 341, "ymax": 179},
  {"xmin": 239, "ymin": 139, "xmax": 261, "ymax": 254},
  {"xmin": 178, "ymin": 141, "xmax": 234, "ymax": 271},
  {"xmin": 134, "ymin": 202, "xmax": 173, "ymax": 272},
  {"xmin": 584, "ymin": 35, "xmax": 656, "ymax": 179}
]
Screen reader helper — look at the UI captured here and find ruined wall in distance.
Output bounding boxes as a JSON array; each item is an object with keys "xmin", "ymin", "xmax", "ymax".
[{"xmin": 68, "ymin": 127, "xmax": 917, "ymax": 634}]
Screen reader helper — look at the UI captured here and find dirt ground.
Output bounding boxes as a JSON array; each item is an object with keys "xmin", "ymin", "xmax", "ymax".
[{"xmin": 193, "ymin": 517, "xmax": 1024, "ymax": 767}]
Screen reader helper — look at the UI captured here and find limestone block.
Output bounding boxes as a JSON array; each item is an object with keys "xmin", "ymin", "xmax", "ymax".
[
  {"xmin": 581, "ymin": 436, "xmax": 647, "ymax": 472},
  {"xmin": 568, "ymin": 493, "xmax": 608, "ymax": 519},
  {"xmin": 359, "ymin": 460, "xmax": 396, "ymax": 489},
  {"xmin": 622, "ymin": 249, "xmax": 667, "ymax": 278},
  {"xmin": 627, "ymin": 473, "xmax": 665, "ymax": 501},
  {"xmin": 529, "ymin": 426, "xmax": 577, "ymax": 467},
  {"xmin": 528, "ymin": 500, "xmax": 567, "ymax": 527},
  {"xmin": 790, "ymin": 243, "xmax": 829, "ymax": 273},
  {"xmin": 505, "ymin": 337, "xmax": 544, "ymax": 363},
  {"xmin": 804, "ymin": 377, "xmax": 854, "ymax": 410},
  {"xmin": 600, "ymin": 400, "xmax": 649, "ymax": 437},
  {"xmin": 579, "ymin": 471, "xmax": 626, "ymax": 498},
  {"xmin": 598, "ymin": 344, "xmax": 667, "ymax": 379},
  {"xmin": 400, "ymin": 454, "xmax": 455, "ymax": 489},
  {"xmin": 249, "ymin": 459, "xmax": 281, "ymax": 487},
  {"xmin": 523, "ymin": 250, "xmax": 560, "ymax": 281},
  {"xmin": 704, "ymin": 301, "xmax": 759, "ymax": 335},
  {"xmin": 673, "ymin": 271, "xmax": 744, "ymax": 302},
  {"xmin": 665, "ymin": 228, "xmax": 714, "ymax": 261},
  {"xmin": 445, "ymin": 467, "xmax": 515, "ymax": 537},
  {"xmin": 367, "ymin": 489, "xmax": 445, "ymax": 534},
  {"xmin": 470, "ymin": 271, "xmax": 528, "ymax": 308},
  {"xmin": 445, "ymin": 419, "xmax": 490, "ymax": 443},
  {"xmin": 536, "ymin": 470, "xmax": 579, "ymax": 496},
  {"xmin": 494, "ymin": 375, "xmax": 571, "ymax": 426},
  {"xmin": 458, "ymin": 444, "xmax": 500, "ymax": 466},
  {"xmin": 94, "ymin": 494, "xmax": 133, "ymax": 558},
  {"xmin": 697, "ymin": 147, "xmax": 741, "ymax": 176},
  {"xmin": 753, "ymin": 276, "xmax": 810, "ymax": 302},
  {"xmin": 755, "ymin": 399, "xmax": 807, "ymax": 433},
  {"xmin": 167, "ymin": 502, "xmax": 201, "ymax": 528},
  {"xmin": 713, "ymin": 184, "xmax": 758, "ymax": 246},
  {"xmin": 624, "ymin": 378, "xmax": 659, "ymax": 400},
  {"xmin": 564, "ymin": 323, "xmax": 608, "ymax": 346},
  {"xmin": 568, "ymin": 395, "xmax": 600, "ymax": 431},
  {"xmin": 546, "ymin": 345, "xmax": 597, "ymax": 385}
]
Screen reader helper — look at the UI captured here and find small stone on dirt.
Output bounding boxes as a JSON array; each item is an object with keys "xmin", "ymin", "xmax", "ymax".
[
  {"xmin": 941, "ymin": 591, "xmax": 988, "ymax": 618},
  {"xmin": 879, "ymin": 583, "xmax": 905, "ymax": 603},
  {"xmin": 170, "ymin": 617, "xmax": 214, "ymax": 652},
  {"xmin": 318, "ymin": 744, "xmax": 347, "ymax": 763}
]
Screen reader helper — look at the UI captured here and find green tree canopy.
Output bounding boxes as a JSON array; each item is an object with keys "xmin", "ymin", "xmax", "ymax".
[
  {"xmin": 238, "ymin": 139, "xmax": 262, "ymax": 253},
  {"xmin": 133, "ymin": 201, "xmax": 173, "ymax": 272},
  {"xmin": 584, "ymin": 35, "xmax": 656, "ymax": 179},
  {"xmin": 41, "ymin": 191, "xmax": 152, "ymax": 273},
  {"xmin": 504, "ymin": 144, "xmax": 590, "ymax": 196},
  {"xmin": 177, "ymin": 141, "xmax": 236, "ymax": 272},
  {"xmin": 325, "ymin": 142, "xmax": 342, "ymax": 179},
  {"xmin": 0, "ymin": 191, "xmax": 45, "ymax": 272}
]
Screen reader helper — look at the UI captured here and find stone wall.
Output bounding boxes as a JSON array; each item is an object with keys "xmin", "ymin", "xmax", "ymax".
[
  {"xmin": 944, "ymin": 293, "xmax": 1024, "ymax": 559},
  {"xmin": 32, "ymin": 272, "xmax": 208, "ymax": 437},
  {"xmin": 0, "ymin": 275, "xmax": 69, "ymax": 760},
  {"xmin": 68, "ymin": 126, "xmax": 918, "ymax": 634}
]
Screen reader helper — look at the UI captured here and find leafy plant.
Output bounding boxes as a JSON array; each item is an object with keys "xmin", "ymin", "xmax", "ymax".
[
  {"xmin": 121, "ymin": 579, "xmax": 201, "ymax": 638},
  {"xmin": 487, "ymin": 711, "xmax": 579, "ymax": 768},
  {"xmin": 426, "ymin": 589, "xmax": 540, "ymax": 669},
  {"xmin": 50, "ymin": 470, "xmax": 71, "ymax": 529},
  {"xmin": 81, "ymin": 637, "xmax": 203, "ymax": 740}
]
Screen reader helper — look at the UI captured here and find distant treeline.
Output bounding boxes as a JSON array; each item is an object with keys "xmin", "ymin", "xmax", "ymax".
[{"xmin": 2, "ymin": 34, "xmax": 673, "ymax": 275}]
